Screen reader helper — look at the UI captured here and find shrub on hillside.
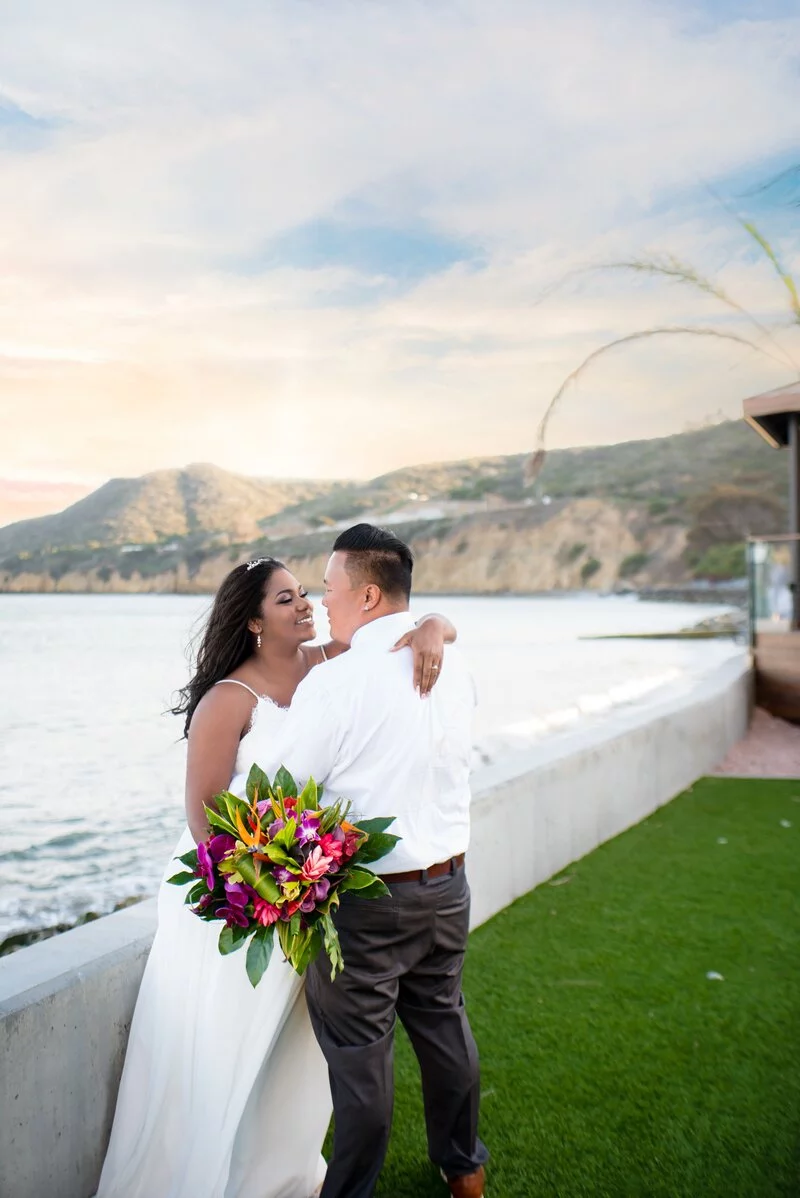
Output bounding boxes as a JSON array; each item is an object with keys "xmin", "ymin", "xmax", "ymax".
[
  {"xmin": 691, "ymin": 542, "xmax": 747, "ymax": 581},
  {"xmin": 566, "ymin": 542, "xmax": 587, "ymax": 563},
  {"xmin": 619, "ymin": 552, "xmax": 650, "ymax": 578},
  {"xmin": 686, "ymin": 487, "xmax": 783, "ymax": 560},
  {"xmin": 581, "ymin": 557, "xmax": 601, "ymax": 583}
]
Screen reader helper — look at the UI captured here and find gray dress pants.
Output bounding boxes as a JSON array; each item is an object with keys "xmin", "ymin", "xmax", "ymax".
[{"xmin": 305, "ymin": 862, "xmax": 488, "ymax": 1198}]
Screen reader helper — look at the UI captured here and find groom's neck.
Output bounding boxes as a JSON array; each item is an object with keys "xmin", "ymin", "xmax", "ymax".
[{"xmin": 352, "ymin": 601, "xmax": 409, "ymax": 635}]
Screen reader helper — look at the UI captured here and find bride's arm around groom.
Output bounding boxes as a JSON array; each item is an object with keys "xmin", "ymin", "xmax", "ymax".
[{"xmin": 274, "ymin": 523, "xmax": 488, "ymax": 1198}]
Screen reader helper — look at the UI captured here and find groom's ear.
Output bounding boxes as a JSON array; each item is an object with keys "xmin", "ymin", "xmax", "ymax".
[{"xmin": 362, "ymin": 583, "xmax": 381, "ymax": 612}]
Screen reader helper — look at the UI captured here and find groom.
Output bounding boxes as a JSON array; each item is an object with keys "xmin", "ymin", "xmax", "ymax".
[{"xmin": 275, "ymin": 524, "xmax": 488, "ymax": 1198}]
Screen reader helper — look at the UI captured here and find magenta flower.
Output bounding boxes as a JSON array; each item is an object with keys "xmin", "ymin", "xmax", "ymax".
[
  {"xmin": 300, "ymin": 890, "xmax": 317, "ymax": 914},
  {"xmin": 224, "ymin": 881, "xmax": 250, "ymax": 909},
  {"xmin": 256, "ymin": 799, "xmax": 271, "ymax": 817},
  {"xmin": 312, "ymin": 878, "xmax": 330, "ymax": 903},
  {"xmin": 216, "ymin": 881, "xmax": 251, "ymax": 927},
  {"xmin": 297, "ymin": 811, "xmax": 322, "ymax": 845},
  {"xmin": 218, "ymin": 903, "xmax": 249, "ymax": 928},
  {"xmin": 197, "ymin": 833, "xmax": 235, "ymax": 892},
  {"xmin": 268, "ymin": 818, "xmax": 285, "ymax": 841},
  {"xmin": 273, "ymin": 865, "xmax": 294, "ymax": 883},
  {"xmin": 300, "ymin": 846, "xmax": 334, "ymax": 882},
  {"xmin": 208, "ymin": 834, "xmax": 235, "ymax": 861},
  {"xmin": 196, "ymin": 841, "xmax": 216, "ymax": 890}
]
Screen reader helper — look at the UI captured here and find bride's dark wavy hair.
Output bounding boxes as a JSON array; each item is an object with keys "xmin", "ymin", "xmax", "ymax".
[{"xmin": 171, "ymin": 557, "xmax": 285, "ymax": 738}]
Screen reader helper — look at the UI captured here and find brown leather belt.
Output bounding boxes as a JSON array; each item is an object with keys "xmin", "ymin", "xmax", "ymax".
[{"xmin": 381, "ymin": 853, "xmax": 465, "ymax": 885}]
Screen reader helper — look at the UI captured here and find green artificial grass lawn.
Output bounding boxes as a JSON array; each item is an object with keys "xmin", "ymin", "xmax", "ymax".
[{"xmin": 364, "ymin": 778, "xmax": 800, "ymax": 1197}]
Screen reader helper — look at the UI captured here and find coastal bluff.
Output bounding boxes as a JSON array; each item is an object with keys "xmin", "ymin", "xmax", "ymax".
[{"xmin": 0, "ymin": 497, "xmax": 689, "ymax": 594}]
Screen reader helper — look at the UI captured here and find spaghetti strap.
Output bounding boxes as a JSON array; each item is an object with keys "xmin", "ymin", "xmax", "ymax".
[
  {"xmin": 214, "ymin": 679, "xmax": 262, "ymax": 701},
  {"xmin": 320, "ymin": 645, "xmax": 328, "ymax": 663}
]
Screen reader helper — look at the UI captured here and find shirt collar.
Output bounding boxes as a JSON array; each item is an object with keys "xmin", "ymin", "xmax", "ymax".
[{"xmin": 350, "ymin": 611, "xmax": 415, "ymax": 651}]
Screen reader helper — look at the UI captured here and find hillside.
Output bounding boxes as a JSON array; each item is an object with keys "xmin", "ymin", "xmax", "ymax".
[
  {"xmin": 0, "ymin": 420, "xmax": 785, "ymax": 594},
  {"xmin": 270, "ymin": 418, "xmax": 780, "ymax": 516}
]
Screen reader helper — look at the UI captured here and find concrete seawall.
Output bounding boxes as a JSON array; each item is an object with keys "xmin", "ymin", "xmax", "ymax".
[{"xmin": 0, "ymin": 656, "xmax": 751, "ymax": 1198}]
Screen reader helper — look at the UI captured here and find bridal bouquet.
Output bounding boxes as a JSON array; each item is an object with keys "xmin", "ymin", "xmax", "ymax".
[{"xmin": 167, "ymin": 764, "xmax": 398, "ymax": 986}]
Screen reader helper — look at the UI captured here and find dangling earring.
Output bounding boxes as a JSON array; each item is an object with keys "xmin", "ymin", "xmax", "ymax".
[{"xmin": 256, "ymin": 632, "xmax": 262, "ymax": 650}]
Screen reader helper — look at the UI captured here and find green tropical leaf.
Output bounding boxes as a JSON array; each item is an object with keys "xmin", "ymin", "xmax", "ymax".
[
  {"xmin": 339, "ymin": 867, "xmax": 381, "ymax": 893},
  {"xmin": 352, "ymin": 817, "xmax": 396, "ymax": 837},
  {"xmin": 320, "ymin": 912, "xmax": 344, "ymax": 980},
  {"xmin": 351, "ymin": 831, "xmax": 401, "ymax": 866},
  {"xmin": 352, "ymin": 877, "xmax": 391, "ymax": 900},
  {"xmin": 218, "ymin": 791, "xmax": 250, "ymax": 826},
  {"xmin": 246, "ymin": 763, "xmax": 272, "ymax": 805},
  {"xmin": 262, "ymin": 842, "xmax": 300, "ymax": 870},
  {"xmin": 186, "ymin": 881, "xmax": 209, "ymax": 905},
  {"xmin": 272, "ymin": 818, "xmax": 298, "ymax": 851},
  {"xmin": 291, "ymin": 927, "xmax": 323, "ymax": 975},
  {"xmin": 296, "ymin": 777, "xmax": 319, "ymax": 814},
  {"xmin": 218, "ymin": 924, "xmax": 250, "ymax": 955},
  {"xmin": 177, "ymin": 850, "xmax": 199, "ymax": 868},
  {"xmin": 320, "ymin": 799, "xmax": 351, "ymax": 834},
  {"xmin": 273, "ymin": 765, "xmax": 297, "ymax": 799},
  {"xmin": 276, "ymin": 919, "xmax": 293, "ymax": 959},
  {"xmin": 234, "ymin": 855, "xmax": 281, "ymax": 903},
  {"xmin": 166, "ymin": 870, "xmax": 197, "ymax": 886},
  {"xmin": 246, "ymin": 924, "xmax": 275, "ymax": 987},
  {"xmin": 205, "ymin": 807, "xmax": 238, "ymax": 838},
  {"xmin": 254, "ymin": 874, "xmax": 281, "ymax": 903},
  {"xmin": 314, "ymin": 889, "xmax": 341, "ymax": 917}
]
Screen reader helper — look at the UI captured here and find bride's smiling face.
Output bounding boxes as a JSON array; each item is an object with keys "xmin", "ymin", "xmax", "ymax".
[{"xmin": 250, "ymin": 568, "xmax": 316, "ymax": 647}]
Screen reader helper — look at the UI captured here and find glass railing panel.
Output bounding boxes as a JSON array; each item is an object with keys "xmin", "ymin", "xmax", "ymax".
[{"xmin": 747, "ymin": 535, "xmax": 800, "ymax": 638}]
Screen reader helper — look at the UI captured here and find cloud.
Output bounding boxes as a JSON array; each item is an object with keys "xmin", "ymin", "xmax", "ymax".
[{"xmin": 1, "ymin": 0, "xmax": 799, "ymax": 483}]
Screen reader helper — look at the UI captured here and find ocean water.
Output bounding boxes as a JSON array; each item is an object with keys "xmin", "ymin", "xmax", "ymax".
[{"xmin": 0, "ymin": 593, "xmax": 744, "ymax": 941}]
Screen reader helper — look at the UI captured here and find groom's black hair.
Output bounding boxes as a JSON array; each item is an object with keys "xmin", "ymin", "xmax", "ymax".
[{"xmin": 333, "ymin": 523, "xmax": 413, "ymax": 602}]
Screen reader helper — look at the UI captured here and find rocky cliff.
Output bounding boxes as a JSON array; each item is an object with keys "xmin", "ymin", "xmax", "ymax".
[{"xmin": 0, "ymin": 498, "xmax": 690, "ymax": 594}]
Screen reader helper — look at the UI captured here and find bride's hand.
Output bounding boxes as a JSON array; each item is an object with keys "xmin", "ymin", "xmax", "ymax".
[{"xmin": 391, "ymin": 613, "xmax": 456, "ymax": 695}]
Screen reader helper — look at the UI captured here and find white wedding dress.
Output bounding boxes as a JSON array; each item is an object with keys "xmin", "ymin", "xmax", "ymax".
[{"xmin": 96, "ymin": 692, "xmax": 330, "ymax": 1198}]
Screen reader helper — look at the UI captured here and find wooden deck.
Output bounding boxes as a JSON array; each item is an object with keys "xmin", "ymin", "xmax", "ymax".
[{"xmin": 755, "ymin": 630, "xmax": 800, "ymax": 723}]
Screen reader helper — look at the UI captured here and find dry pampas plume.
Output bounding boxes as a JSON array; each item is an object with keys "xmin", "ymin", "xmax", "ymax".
[{"xmin": 523, "ymin": 204, "xmax": 800, "ymax": 486}]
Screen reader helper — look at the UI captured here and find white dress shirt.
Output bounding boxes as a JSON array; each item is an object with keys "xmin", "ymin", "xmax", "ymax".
[{"xmin": 273, "ymin": 612, "xmax": 476, "ymax": 874}]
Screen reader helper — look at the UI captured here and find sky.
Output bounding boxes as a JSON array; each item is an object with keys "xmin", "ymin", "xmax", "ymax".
[{"xmin": 1, "ymin": 0, "xmax": 799, "ymax": 487}]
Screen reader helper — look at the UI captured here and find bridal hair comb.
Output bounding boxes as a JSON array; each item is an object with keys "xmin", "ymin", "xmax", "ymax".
[{"xmin": 246, "ymin": 557, "xmax": 274, "ymax": 571}]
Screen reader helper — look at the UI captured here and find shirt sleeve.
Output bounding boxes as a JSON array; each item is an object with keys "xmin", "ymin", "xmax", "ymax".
[{"xmin": 272, "ymin": 672, "xmax": 343, "ymax": 789}]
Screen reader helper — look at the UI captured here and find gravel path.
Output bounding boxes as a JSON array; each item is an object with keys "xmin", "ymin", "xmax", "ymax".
[{"xmin": 714, "ymin": 707, "xmax": 800, "ymax": 778}]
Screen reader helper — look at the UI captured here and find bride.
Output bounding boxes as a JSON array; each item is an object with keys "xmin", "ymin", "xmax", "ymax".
[{"xmin": 95, "ymin": 555, "xmax": 454, "ymax": 1198}]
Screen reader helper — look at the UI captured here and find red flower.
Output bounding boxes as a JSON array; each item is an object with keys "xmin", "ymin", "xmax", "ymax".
[
  {"xmin": 253, "ymin": 897, "xmax": 280, "ymax": 926},
  {"xmin": 279, "ymin": 898, "xmax": 303, "ymax": 921},
  {"xmin": 319, "ymin": 832, "xmax": 344, "ymax": 862},
  {"xmin": 342, "ymin": 831, "xmax": 361, "ymax": 861}
]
